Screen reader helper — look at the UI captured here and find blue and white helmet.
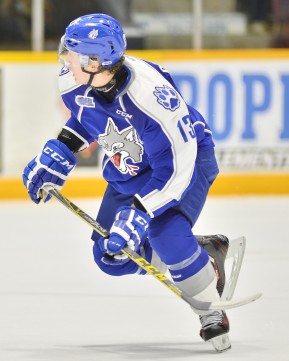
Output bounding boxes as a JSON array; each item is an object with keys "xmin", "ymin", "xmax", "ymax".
[{"xmin": 59, "ymin": 13, "xmax": 127, "ymax": 68}]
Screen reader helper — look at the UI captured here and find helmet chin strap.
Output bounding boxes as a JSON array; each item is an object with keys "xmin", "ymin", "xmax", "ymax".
[{"xmin": 81, "ymin": 67, "xmax": 107, "ymax": 86}]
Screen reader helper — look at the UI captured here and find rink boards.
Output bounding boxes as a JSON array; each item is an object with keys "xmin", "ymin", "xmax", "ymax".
[{"xmin": 0, "ymin": 49, "xmax": 288, "ymax": 198}]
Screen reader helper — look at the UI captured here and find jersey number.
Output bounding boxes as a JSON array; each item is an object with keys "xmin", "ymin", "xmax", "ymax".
[{"xmin": 177, "ymin": 115, "xmax": 196, "ymax": 143}]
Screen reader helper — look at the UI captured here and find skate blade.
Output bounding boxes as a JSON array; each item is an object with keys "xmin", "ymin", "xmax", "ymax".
[
  {"xmin": 222, "ymin": 236, "xmax": 246, "ymax": 301},
  {"xmin": 210, "ymin": 334, "xmax": 231, "ymax": 352}
]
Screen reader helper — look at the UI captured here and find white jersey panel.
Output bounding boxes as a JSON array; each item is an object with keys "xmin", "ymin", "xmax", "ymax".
[{"xmin": 125, "ymin": 57, "xmax": 197, "ymax": 215}]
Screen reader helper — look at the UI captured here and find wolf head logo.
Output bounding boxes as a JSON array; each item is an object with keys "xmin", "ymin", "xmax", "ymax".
[
  {"xmin": 98, "ymin": 118, "xmax": 143, "ymax": 176},
  {"xmin": 153, "ymin": 84, "xmax": 180, "ymax": 111}
]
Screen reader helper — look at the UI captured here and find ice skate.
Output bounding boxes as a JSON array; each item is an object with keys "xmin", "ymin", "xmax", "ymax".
[
  {"xmin": 199, "ymin": 311, "xmax": 230, "ymax": 352},
  {"xmin": 196, "ymin": 235, "xmax": 231, "ymax": 352},
  {"xmin": 196, "ymin": 234, "xmax": 229, "ymax": 297}
]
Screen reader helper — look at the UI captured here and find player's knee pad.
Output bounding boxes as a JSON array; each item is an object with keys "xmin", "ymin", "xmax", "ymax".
[
  {"xmin": 148, "ymin": 208, "xmax": 210, "ymax": 282},
  {"xmin": 148, "ymin": 208, "xmax": 200, "ymax": 264},
  {"xmin": 167, "ymin": 246, "xmax": 210, "ymax": 283}
]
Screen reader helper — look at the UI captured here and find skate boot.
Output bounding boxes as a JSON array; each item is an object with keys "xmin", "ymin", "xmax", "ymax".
[
  {"xmin": 196, "ymin": 234, "xmax": 229, "ymax": 297},
  {"xmin": 199, "ymin": 311, "xmax": 230, "ymax": 352},
  {"xmin": 196, "ymin": 235, "xmax": 231, "ymax": 352}
]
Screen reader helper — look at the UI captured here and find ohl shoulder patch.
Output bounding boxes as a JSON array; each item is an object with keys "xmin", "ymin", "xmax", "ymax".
[{"xmin": 75, "ymin": 95, "xmax": 95, "ymax": 108}]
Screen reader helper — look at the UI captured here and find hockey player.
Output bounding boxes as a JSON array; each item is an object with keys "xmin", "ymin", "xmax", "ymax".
[{"xmin": 22, "ymin": 14, "xmax": 230, "ymax": 351}]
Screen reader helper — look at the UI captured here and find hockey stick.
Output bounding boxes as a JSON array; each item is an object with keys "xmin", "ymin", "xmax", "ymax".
[{"xmin": 47, "ymin": 188, "xmax": 262, "ymax": 313}]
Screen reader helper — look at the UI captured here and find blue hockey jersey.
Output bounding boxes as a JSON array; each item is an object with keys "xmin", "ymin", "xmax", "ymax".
[{"xmin": 59, "ymin": 56, "xmax": 214, "ymax": 218}]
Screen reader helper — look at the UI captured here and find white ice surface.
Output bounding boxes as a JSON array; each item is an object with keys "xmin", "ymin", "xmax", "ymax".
[{"xmin": 0, "ymin": 195, "xmax": 288, "ymax": 360}]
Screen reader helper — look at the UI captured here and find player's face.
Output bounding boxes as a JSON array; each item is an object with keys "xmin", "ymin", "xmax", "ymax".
[
  {"xmin": 65, "ymin": 51, "xmax": 95, "ymax": 84},
  {"xmin": 65, "ymin": 51, "xmax": 113, "ymax": 87}
]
